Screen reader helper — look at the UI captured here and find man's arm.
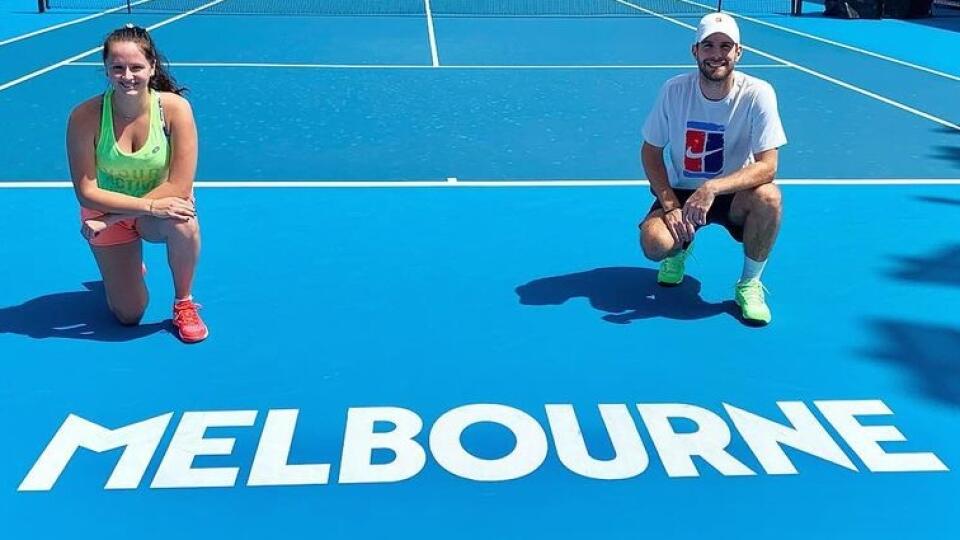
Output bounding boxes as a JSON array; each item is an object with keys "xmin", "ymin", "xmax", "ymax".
[
  {"xmin": 642, "ymin": 141, "xmax": 694, "ymax": 244},
  {"xmin": 703, "ymin": 147, "xmax": 778, "ymax": 196},
  {"xmin": 703, "ymin": 78, "xmax": 785, "ymax": 196},
  {"xmin": 682, "ymin": 148, "xmax": 778, "ymax": 226},
  {"xmin": 641, "ymin": 142, "xmax": 681, "ymax": 212}
]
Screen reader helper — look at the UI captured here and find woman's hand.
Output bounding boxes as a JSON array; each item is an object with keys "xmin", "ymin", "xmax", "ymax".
[
  {"xmin": 149, "ymin": 197, "xmax": 195, "ymax": 221},
  {"xmin": 81, "ymin": 218, "xmax": 110, "ymax": 240}
]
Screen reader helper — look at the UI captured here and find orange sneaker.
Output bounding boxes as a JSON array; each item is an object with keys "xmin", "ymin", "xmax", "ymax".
[{"xmin": 172, "ymin": 298, "xmax": 209, "ymax": 343}]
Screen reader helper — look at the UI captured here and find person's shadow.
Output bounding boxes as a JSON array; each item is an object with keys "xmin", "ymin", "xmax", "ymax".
[
  {"xmin": 516, "ymin": 267, "xmax": 739, "ymax": 324},
  {"xmin": 0, "ymin": 281, "xmax": 168, "ymax": 341}
]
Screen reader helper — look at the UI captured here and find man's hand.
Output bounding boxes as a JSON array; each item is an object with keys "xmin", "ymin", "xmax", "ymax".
[
  {"xmin": 683, "ymin": 183, "xmax": 717, "ymax": 226},
  {"xmin": 662, "ymin": 207, "xmax": 695, "ymax": 245}
]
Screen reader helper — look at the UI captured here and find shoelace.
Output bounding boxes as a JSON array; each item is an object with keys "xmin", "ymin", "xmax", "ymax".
[
  {"xmin": 662, "ymin": 256, "xmax": 683, "ymax": 273},
  {"xmin": 663, "ymin": 247, "xmax": 695, "ymax": 272},
  {"xmin": 174, "ymin": 302, "xmax": 203, "ymax": 326},
  {"xmin": 738, "ymin": 280, "xmax": 771, "ymax": 301}
]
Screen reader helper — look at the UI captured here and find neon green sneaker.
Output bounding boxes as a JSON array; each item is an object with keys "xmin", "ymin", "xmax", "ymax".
[
  {"xmin": 657, "ymin": 242, "xmax": 694, "ymax": 286},
  {"xmin": 735, "ymin": 279, "xmax": 772, "ymax": 326}
]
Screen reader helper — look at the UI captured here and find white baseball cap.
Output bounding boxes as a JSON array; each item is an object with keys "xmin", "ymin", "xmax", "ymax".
[{"xmin": 695, "ymin": 12, "xmax": 740, "ymax": 45}]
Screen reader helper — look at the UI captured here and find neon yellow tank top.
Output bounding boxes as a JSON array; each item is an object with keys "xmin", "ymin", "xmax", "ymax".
[{"xmin": 96, "ymin": 89, "xmax": 169, "ymax": 197}]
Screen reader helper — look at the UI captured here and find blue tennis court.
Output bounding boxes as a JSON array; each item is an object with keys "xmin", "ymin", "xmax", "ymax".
[{"xmin": 1, "ymin": 0, "xmax": 958, "ymax": 538}]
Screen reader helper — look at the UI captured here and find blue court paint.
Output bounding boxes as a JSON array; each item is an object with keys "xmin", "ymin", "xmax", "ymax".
[
  {"xmin": 1, "ymin": 5, "xmax": 958, "ymax": 539},
  {"xmin": 151, "ymin": 15, "xmax": 435, "ymax": 65},
  {"xmin": 0, "ymin": 13, "xmax": 172, "ymax": 82},
  {"xmin": 0, "ymin": 1, "xmax": 94, "ymax": 42},
  {"xmin": 1, "ymin": 184, "xmax": 958, "ymax": 539},
  {"xmin": 756, "ymin": 3, "xmax": 960, "ymax": 76},
  {"xmin": 2, "ymin": 64, "xmax": 957, "ymax": 181},
  {"xmin": 434, "ymin": 16, "xmax": 779, "ymax": 65},
  {"xmin": 732, "ymin": 17, "xmax": 960, "ymax": 125}
]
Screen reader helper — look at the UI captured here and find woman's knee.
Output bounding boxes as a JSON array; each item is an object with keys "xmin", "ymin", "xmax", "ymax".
[
  {"xmin": 168, "ymin": 217, "xmax": 200, "ymax": 240},
  {"xmin": 105, "ymin": 282, "xmax": 148, "ymax": 326},
  {"xmin": 110, "ymin": 301, "xmax": 147, "ymax": 326}
]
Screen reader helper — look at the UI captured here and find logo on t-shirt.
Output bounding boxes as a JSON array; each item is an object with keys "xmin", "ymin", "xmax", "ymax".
[{"xmin": 683, "ymin": 121, "xmax": 725, "ymax": 179}]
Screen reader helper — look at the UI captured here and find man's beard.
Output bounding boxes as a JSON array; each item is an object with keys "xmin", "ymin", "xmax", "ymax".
[{"xmin": 698, "ymin": 60, "xmax": 732, "ymax": 82}]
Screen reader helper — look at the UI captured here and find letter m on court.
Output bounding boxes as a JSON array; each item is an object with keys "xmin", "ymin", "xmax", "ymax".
[{"xmin": 19, "ymin": 413, "xmax": 172, "ymax": 491}]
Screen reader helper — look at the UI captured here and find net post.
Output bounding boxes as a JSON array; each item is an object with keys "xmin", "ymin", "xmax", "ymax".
[
  {"xmin": 37, "ymin": 0, "xmax": 46, "ymax": 13},
  {"xmin": 127, "ymin": 0, "xmax": 132, "ymax": 13}
]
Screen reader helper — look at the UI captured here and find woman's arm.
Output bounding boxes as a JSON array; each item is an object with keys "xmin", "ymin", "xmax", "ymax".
[
  {"xmin": 68, "ymin": 95, "xmax": 195, "ymax": 222},
  {"xmin": 67, "ymin": 97, "xmax": 153, "ymax": 216},
  {"xmin": 143, "ymin": 93, "xmax": 198, "ymax": 200}
]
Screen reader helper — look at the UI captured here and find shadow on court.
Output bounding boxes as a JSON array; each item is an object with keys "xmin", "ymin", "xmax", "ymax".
[
  {"xmin": 887, "ymin": 243, "xmax": 960, "ymax": 288},
  {"xmin": 515, "ymin": 267, "xmax": 739, "ymax": 324},
  {"xmin": 912, "ymin": 6, "xmax": 960, "ymax": 32},
  {"xmin": 862, "ymin": 319, "xmax": 960, "ymax": 406},
  {"xmin": 933, "ymin": 145, "xmax": 960, "ymax": 169},
  {"xmin": 932, "ymin": 126, "xmax": 960, "ymax": 168},
  {"xmin": 0, "ymin": 281, "xmax": 168, "ymax": 341},
  {"xmin": 915, "ymin": 195, "xmax": 960, "ymax": 207}
]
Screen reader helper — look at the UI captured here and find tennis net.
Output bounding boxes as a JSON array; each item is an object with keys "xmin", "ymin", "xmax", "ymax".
[{"xmin": 39, "ymin": 0, "xmax": 799, "ymax": 16}]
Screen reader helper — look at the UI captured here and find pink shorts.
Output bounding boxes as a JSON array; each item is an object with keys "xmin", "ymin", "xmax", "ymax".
[{"xmin": 80, "ymin": 207, "xmax": 140, "ymax": 247}]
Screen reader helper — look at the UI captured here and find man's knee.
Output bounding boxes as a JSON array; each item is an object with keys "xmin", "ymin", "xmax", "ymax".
[
  {"xmin": 751, "ymin": 183, "xmax": 782, "ymax": 213},
  {"xmin": 639, "ymin": 223, "xmax": 674, "ymax": 261}
]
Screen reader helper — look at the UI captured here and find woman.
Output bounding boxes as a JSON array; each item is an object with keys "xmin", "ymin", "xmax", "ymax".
[{"xmin": 67, "ymin": 24, "xmax": 207, "ymax": 343}]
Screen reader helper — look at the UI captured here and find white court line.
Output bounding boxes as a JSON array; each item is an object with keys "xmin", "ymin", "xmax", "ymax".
[
  {"xmin": 0, "ymin": 45, "xmax": 101, "ymax": 92},
  {"xmin": 615, "ymin": 0, "xmax": 960, "ymax": 132},
  {"xmin": 4, "ymin": 179, "xmax": 959, "ymax": 189},
  {"xmin": 29, "ymin": 0, "xmax": 955, "ymax": 82},
  {"xmin": 65, "ymin": 61, "xmax": 791, "ymax": 69},
  {"xmin": 0, "ymin": 0, "xmax": 155, "ymax": 48},
  {"xmin": 423, "ymin": 0, "xmax": 440, "ymax": 67},
  {"xmin": 0, "ymin": 0, "xmax": 226, "ymax": 93},
  {"xmin": 677, "ymin": 0, "xmax": 960, "ymax": 82}
]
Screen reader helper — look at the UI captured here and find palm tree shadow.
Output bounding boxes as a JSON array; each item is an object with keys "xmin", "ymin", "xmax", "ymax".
[
  {"xmin": 0, "ymin": 281, "xmax": 168, "ymax": 342},
  {"xmin": 888, "ymin": 243, "xmax": 960, "ymax": 288},
  {"xmin": 516, "ymin": 267, "xmax": 739, "ymax": 324},
  {"xmin": 861, "ymin": 319, "xmax": 960, "ymax": 406},
  {"xmin": 914, "ymin": 195, "xmax": 960, "ymax": 208},
  {"xmin": 932, "ymin": 125, "xmax": 960, "ymax": 169}
]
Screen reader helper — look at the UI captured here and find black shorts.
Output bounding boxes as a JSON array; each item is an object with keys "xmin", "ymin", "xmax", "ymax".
[{"xmin": 645, "ymin": 188, "xmax": 744, "ymax": 242}]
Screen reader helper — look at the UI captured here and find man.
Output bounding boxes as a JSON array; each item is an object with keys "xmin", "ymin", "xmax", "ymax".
[{"xmin": 638, "ymin": 12, "xmax": 786, "ymax": 325}]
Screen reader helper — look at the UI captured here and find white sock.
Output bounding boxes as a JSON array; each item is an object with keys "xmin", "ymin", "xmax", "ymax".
[
  {"xmin": 175, "ymin": 295, "xmax": 193, "ymax": 303},
  {"xmin": 739, "ymin": 256, "xmax": 766, "ymax": 283}
]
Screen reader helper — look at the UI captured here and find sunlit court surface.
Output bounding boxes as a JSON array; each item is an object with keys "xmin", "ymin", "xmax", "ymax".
[{"xmin": 1, "ymin": 0, "xmax": 959, "ymax": 537}]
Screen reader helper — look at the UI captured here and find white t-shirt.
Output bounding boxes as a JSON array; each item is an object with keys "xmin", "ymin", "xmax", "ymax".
[{"xmin": 642, "ymin": 71, "xmax": 787, "ymax": 190}]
